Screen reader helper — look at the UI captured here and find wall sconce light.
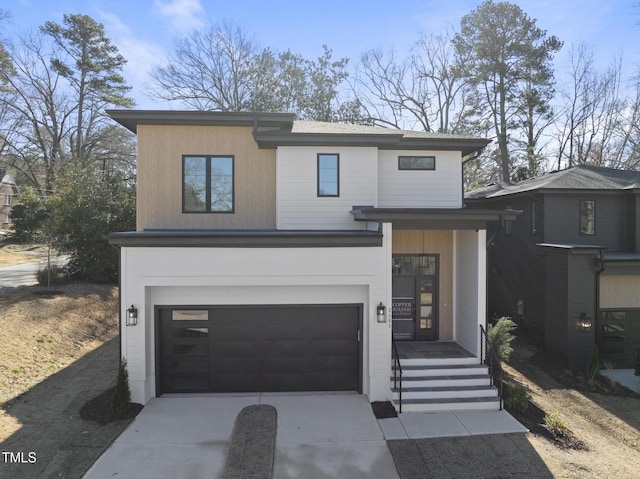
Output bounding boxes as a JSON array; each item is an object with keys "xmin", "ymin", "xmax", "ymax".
[
  {"xmin": 377, "ymin": 303, "xmax": 387, "ymax": 323},
  {"xmin": 577, "ymin": 313, "xmax": 592, "ymax": 333},
  {"xmin": 126, "ymin": 305, "xmax": 138, "ymax": 326}
]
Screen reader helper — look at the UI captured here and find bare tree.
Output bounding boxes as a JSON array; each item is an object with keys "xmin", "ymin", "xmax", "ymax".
[
  {"xmin": 353, "ymin": 32, "xmax": 467, "ymax": 133},
  {"xmin": 0, "ymin": 31, "xmax": 73, "ymax": 192},
  {"xmin": 150, "ymin": 21, "xmax": 260, "ymax": 111},
  {"xmin": 554, "ymin": 43, "xmax": 630, "ymax": 169}
]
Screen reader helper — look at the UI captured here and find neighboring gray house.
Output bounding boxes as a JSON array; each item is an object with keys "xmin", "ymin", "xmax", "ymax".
[{"xmin": 466, "ymin": 165, "xmax": 640, "ymax": 371}]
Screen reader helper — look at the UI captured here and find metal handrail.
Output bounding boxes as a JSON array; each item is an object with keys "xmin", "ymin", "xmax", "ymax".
[
  {"xmin": 479, "ymin": 324, "xmax": 504, "ymax": 410},
  {"xmin": 392, "ymin": 340, "xmax": 403, "ymax": 413}
]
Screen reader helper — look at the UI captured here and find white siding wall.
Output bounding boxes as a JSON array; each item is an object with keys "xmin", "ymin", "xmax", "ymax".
[
  {"xmin": 119, "ymin": 224, "xmax": 393, "ymax": 405},
  {"xmin": 453, "ymin": 229, "xmax": 486, "ymax": 355},
  {"xmin": 378, "ymin": 150, "xmax": 463, "ymax": 208},
  {"xmin": 277, "ymin": 146, "xmax": 378, "ymax": 230}
]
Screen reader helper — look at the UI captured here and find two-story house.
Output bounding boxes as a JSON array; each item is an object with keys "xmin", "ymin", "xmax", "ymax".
[
  {"xmin": 107, "ymin": 110, "xmax": 515, "ymax": 411},
  {"xmin": 0, "ymin": 171, "xmax": 18, "ymax": 230},
  {"xmin": 467, "ymin": 165, "xmax": 640, "ymax": 371}
]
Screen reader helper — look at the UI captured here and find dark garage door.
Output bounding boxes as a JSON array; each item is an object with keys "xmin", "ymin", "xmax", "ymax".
[{"xmin": 157, "ymin": 304, "xmax": 362, "ymax": 395}]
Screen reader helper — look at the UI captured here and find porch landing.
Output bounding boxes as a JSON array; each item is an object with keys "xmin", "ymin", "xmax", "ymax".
[{"xmin": 394, "ymin": 341, "xmax": 475, "ymax": 361}]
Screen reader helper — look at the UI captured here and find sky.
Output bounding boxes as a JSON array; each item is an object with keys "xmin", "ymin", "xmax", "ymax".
[{"xmin": 3, "ymin": 0, "xmax": 640, "ymax": 109}]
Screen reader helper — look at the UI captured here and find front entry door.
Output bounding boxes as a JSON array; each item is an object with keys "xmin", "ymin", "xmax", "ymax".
[{"xmin": 392, "ymin": 254, "xmax": 439, "ymax": 341}]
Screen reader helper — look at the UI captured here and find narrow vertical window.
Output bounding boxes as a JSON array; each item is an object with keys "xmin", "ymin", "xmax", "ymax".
[
  {"xmin": 183, "ymin": 156, "xmax": 207, "ymax": 212},
  {"xmin": 580, "ymin": 200, "xmax": 595, "ymax": 235},
  {"xmin": 317, "ymin": 153, "xmax": 339, "ymax": 197},
  {"xmin": 210, "ymin": 156, "xmax": 234, "ymax": 212},
  {"xmin": 4, "ymin": 194, "xmax": 12, "ymax": 206},
  {"xmin": 531, "ymin": 201, "xmax": 537, "ymax": 235},
  {"xmin": 505, "ymin": 204, "xmax": 512, "ymax": 235}
]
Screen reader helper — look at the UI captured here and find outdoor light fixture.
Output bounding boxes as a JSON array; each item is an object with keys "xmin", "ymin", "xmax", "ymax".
[
  {"xmin": 578, "ymin": 313, "xmax": 592, "ymax": 333},
  {"xmin": 126, "ymin": 305, "xmax": 138, "ymax": 326},
  {"xmin": 377, "ymin": 303, "xmax": 387, "ymax": 323}
]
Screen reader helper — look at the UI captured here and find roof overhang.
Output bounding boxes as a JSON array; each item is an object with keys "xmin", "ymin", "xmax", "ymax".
[
  {"xmin": 253, "ymin": 130, "xmax": 490, "ymax": 156},
  {"xmin": 107, "ymin": 229, "xmax": 383, "ymax": 248},
  {"xmin": 106, "ymin": 110, "xmax": 296, "ymax": 134},
  {"xmin": 351, "ymin": 207, "xmax": 520, "ymax": 230}
]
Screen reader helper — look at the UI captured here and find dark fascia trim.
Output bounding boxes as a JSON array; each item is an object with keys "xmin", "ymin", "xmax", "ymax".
[
  {"xmin": 106, "ymin": 110, "xmax": 296, "ymax": 134},
  {"xmin": 253, "ymin": 130, "xmax": 490, "ymax": 156},
  {"xmin": 107, "ymin": 229, "xmax": 383, "ymax": 248},
  {"xmin": 379, "ymin": 136, "xmax": 490, "ymax": 156},
  {"xmin": 253, "ymin": 131, "xmax": 403, "ymax": 149},
  {"xmin": 351, "ymin": 207, "xmax": 521, "ymax": 226}
]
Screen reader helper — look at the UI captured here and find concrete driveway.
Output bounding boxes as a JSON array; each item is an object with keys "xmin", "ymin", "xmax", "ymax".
[{"xmin": 83, "ymin": 393, "xmax": 399, "ymax": 479}]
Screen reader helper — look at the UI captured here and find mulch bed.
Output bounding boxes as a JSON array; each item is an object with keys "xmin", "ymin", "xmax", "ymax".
[{"xmin": 79, "ymin": 387, "xmax": 143, "ymax": 426}]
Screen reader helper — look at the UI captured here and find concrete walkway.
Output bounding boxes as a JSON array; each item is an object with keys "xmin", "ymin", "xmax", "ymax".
[
  {"xmin": 83, "ymin": 393, "xmax": 400, "ymax": 479},
  {"xmin": 378, "ymin": 409, "xmax": 528, "ymax": 440}
]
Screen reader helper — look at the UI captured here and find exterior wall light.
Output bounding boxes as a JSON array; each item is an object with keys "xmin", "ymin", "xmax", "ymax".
[
  {"xmin": 377, "ymin": 303, "xmax": 387, "ymax": 323},
  {"xmin": 126, "ymin": 305, "xmax": 138, "ymax": 326},
  {"xmin": 578, "ymin": 313, "xmax": 592, "ymax": 333}
]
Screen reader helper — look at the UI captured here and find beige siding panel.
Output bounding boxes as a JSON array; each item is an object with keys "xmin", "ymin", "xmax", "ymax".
[
  {"xmin": 137, "ymin": 125, "xmax": 276, "ymax": 230},
  {"xmin": 392, "ymin": 229, "xmax": 454, "ymax": 340},
  {"xmin": 600, "ymin": 275, "xmax": 640, "ymax": 308}
]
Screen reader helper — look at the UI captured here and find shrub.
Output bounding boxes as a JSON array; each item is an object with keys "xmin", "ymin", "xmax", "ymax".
[
  {"xmin": 487, "ymin": 316, "xmax": 518, "ymax": 362},
  {"xmin": 36, "ymin": 263, "xmax": 66, "ymax": 286},
  {"xmin": 112, "ymin": 359, "xmax": 131, "ymax": 414},
  {"xmin": 504, "ymin": 383, "xmax": 530, "ymax": 414},
  {"xmin": 544, "ymin": 411, "xmax": 569, "ymax": 437},
  {"xmin": 587, "ymin": 343, "xmax": 600, "ymax": 381}
]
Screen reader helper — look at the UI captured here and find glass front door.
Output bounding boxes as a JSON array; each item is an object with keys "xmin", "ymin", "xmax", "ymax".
[{"xmin": 392, "ymin": 255, "xmax": 439, "ymax": 341}]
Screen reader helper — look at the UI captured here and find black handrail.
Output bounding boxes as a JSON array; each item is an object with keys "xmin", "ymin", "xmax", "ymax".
[
  {"xmin": 479, "ymin": 324, "xmax": 504, "ymax": 410},
  {"xmin": 392, "ymin": 340, "xmax": 403, "ymax": 413}
]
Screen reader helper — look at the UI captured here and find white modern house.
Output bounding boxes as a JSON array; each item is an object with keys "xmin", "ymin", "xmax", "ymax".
[{"xmin": 107, "ymin": 111, "xmax": 515, "ymax": 411}]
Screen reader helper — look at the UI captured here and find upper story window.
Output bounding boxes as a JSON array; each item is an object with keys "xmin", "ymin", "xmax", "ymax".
[
  {"xmin": 580, "ymin": 199, "xmax": 595, "ymax": 235},
  {"xmin": 183, "ymin": 155, "xmax": 234, "ymax": 213},
  {"xmin": 531, "ymin": 200, "xmax": 538, "ymax": 235},
  {"xmin": 398, "ymin": 156, "xmax": 435, "ymax": 170},
  {"xmin": 4, "ymin": 194, "xmax": 11, "ymax": 206},
  {"xmin": 317, "ymin": 153, "xmax": 339, "ymax": 197}
]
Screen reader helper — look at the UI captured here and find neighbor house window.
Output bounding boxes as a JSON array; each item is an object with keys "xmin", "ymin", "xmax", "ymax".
[
  {"xmin": 505, "ymin": 204, "xmax": 513, "ymax": 235},
  {"xmin": 183, "ymin": 155, "xmax": 234, "ymax": 213},
  {"xmin": 317, "ymin": 153, "xmax": 339, "ymax": 197},
  {"xmin": 580, "ymin": 200, "xmax": 595, "ymax": 235},
  {"xmin": 531, "ymin": 201, "xmax": 538, "ymax": 235},
  {"xmin": 4, "ymin": 194, "xmax": 11, "ymax": 206},
  {"xmin": 398, "ymin": 156, "xmax": 435, "ymax": 170}
]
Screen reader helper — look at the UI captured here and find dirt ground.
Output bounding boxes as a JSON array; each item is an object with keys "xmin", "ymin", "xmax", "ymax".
[
  {"xmin": 505, "ymin": 339, "xmax": 640, "ymax": 478},
  {"xmin": 0, "ymin": 282, "xmax": 130, "ymax": 478},
  {"xmin": 0, "ymin": 243, "xmax": 52, "ymax": 266}
]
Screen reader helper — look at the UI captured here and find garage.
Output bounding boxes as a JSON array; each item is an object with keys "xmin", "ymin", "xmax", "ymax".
[{"xmin": 156, "ymin": 304, "xmax": 362, "ymax": 395}]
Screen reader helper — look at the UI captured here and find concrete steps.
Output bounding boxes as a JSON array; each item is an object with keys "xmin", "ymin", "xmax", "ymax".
[{"xmin": 391, "ymin": 356, "xmax": 501, "ymax": 412}]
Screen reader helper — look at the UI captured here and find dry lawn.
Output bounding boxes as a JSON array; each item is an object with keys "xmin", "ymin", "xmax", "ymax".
[
  {"xmin": 506, "ymin": 341, "xmax": 640, "ymax": 478},
  {"xmin": 0, "ymin": 283, "xmax": 119, "ymax": 408}
]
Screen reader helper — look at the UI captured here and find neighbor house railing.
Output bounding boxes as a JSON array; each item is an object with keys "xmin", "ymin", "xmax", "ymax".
[
  {"xmin": 480, "ymin": 324, "xmax": 504, "ymax": 410},
  {"xmin": 392, "ymin": 340, "xmax": 403, "ymax": 414}
]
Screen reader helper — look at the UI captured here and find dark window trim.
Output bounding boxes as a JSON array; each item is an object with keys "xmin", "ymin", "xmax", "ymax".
[
  {"xmin": 182, "ymin": 155, "xmax": 235, "ymax": 214},
  {"xmin": 398, "ymin": 155, "xmax": 436, "ymax": 170},
  {"xmin": 317, "ymin": 153, "xmax": 340, "ymax": 197},
  {"xmin": 579, "ymin": 199, "xmax": 596, "ymax": 236}
]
